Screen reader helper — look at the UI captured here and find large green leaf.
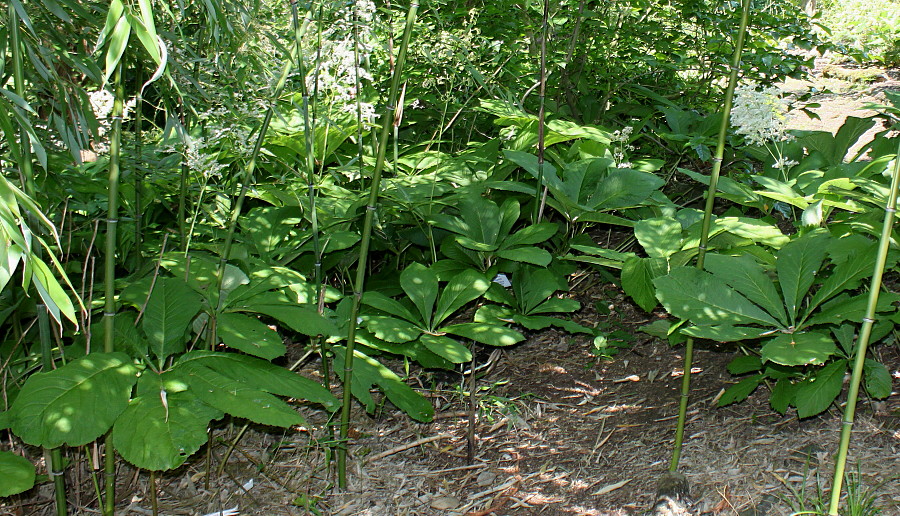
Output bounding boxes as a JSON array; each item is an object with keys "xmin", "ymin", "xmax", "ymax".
[
  {"xmin": 9, "ymin": 352, "xmax": 138, "ymax": 447},
  {"xmin": 807, "ymin": 292, "xmax": 899, "ymax": 327},
  {"xmin": 361, "ymin": 291, "xmax": 420, "ymax": 323},
  {"xmin": 621, "ymin": 256, "xmax": 669, "ymax": 313},
  {"xmin": 419, "ymin": 334, "xmax": 472, "ymax": 363},
  {"xmin": 362, "ymin": 315, "xmax": 422, "ymax": 343},
  {"xmin": 864, "ymin": 359, "xmax": 892, "ymax": 399},
  {"xmin": 805, "ymin": 241, "xmax": 878, "ymax": 317},
  {"xmin": 704, "ymin": 254, "xmax": 788, "ymax": 327},
  {"xmin": 634, "ymin": 218, "xmax": 682, "ymax": 259},
  {"xmin": 443, "ymin": 322, "xmax": 524, "ymax": 347},
  {"xmin": 513, "ymin": 314, "xmax": 594, "ymax": 334},
  {"xmin": 501, "ymin": 222, "xmax": 557, "ymax": 248},
  {"xmin": 434, "ymin": 270, "xmax": 490, "ymax": 326},
  {"xmin": 681, "ymin": 325, "xmax": 767, "ymax": 342},
  {"xmin": 142, "ymin": 277, "xmax": 202, "ymax": 360},
  {"xmin": 654, "ymin": 267, "xmax": 781, "ymax": 327},
  {"xmin": 586, "ymin": 168, "xmax": 665, "ymax": 210},
  {"xmin": 0, "ymin": 451, "xmax": 35, "ymax": 496},
  {"xmin": 236, "ymin": 301, "xmax": 337, "ymax": 337},
  {"xmin": 173, "ymin": 362, "xmax": 303, "ymax": 427},
  {"xmin": 401, "ymin": 263, "xmax": 438, "ymax": 328},
  {"xmin": 776, "ymin": 232, "xmax": 828, "ymax": 322},
  {"xmin": 760, "ymin": 332, "xmax": 837, "ymax": 366},
  {"xmin": 332, "ymin": 347, "xmax": 433, "ymax": 422},
  {"xmin": 718, "ymin": 374, "xmax": 763, "ymax": 407},
  {"xmin": 113, "ymin": 389, "xmax": 221, "ymax": 471},
  {"xmin": 794, "ymin": 359, "xmax": 847, "ymax": 418},
  {"xmin": 217, "ymin": 312, "xmax": 286, "ymax": 360},
  {"xmin": 512, "ymin": 266, "xmax": 566, "ymax": 314},
  {"xmin": 496, "ymin": 246, "xmax": 552, "ymax": 266},
  {"xmin": 175, "ymin": 351, "xmax": 337, "ymax": 411}
]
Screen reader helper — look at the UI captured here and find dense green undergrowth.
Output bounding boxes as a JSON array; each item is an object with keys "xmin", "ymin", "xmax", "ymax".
[{"xmin": 1, "ymin": 0, "xmax": 898, "ymax": 512}]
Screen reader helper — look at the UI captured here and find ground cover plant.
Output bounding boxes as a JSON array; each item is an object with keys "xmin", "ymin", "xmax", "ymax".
[{"xmin": 1, "ymin": 0, "xmax": 899, "ymax": 514}]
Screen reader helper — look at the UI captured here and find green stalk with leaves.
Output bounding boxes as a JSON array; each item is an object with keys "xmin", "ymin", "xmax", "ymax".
[
  {"xmin": 669, "ymin": 0, "xmax": 752, "ymax": 473},
  {"xmin": 337, "ymin": 0, "xmax": 419, "ymax": 489},
  {"xmin": 827, "ymin": 139, "xmax": 900, "ymax": 515}
]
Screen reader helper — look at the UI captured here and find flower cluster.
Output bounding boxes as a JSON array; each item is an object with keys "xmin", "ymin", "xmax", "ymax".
[
  {"xmin": 87, "ymin": 89, "xmax": 136, "ymax": 154},
  {"xmin": 730, "ymin": 83, "xmax": 793, "ymax": 146},
  {"xmin": 611, "ymin": 125, "xmax": 635, "ymax": 168}
]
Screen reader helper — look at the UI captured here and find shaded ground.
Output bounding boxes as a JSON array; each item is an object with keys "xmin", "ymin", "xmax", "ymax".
[{"xmin": 3, "ymin": 65, "xmax": 900, "ymax": 516}]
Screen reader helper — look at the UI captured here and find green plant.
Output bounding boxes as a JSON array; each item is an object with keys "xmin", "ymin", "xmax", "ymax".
[{"xmin": 653, "ymin": 230, "xmax": 896, "ymax": 417}]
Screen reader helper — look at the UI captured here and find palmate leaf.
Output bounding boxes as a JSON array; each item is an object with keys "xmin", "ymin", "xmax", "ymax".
[
  {"xmin": 443, "ymin": 322, "xmax": 524, "ymax": 347},
  {"xmin": 419, "ymin": 334, "xmax": 471, "ymax": 363},
  {"xmin": 434, "ymin": 269, "xmax": 490, "ymax": 326},
  {"xmin": 113, "ymin": 389, "xmax": 222, "ymax": 471},
  {"xmin": 776, "ymin": 232, "xmax": 829, "ymax": 323},
  {"xmin": 704, "ymin": 254, "xmax": 788, "ymax": 327},
  {"xmin": 653, "ymin": 267, "xmax": 781, "ymax": 327},
  {"xmin": 175, "ymin": 351, "xmax": 337, "ymax": 411},
  {"xmin": 400, "ymin": 263, "xmax": 437, "ymax": 328},
  {"xmin": 794, "ymin": 359, "xmax": 847, "ymax": 418},
  {"xmin": 217, "ymin": 312, "xmax": 286, "ymax": 360},
  {"xmin": 682, "ymin": 325, "xmax": 768, "ymax": 342},
  {"xmin": 361, "ymin": 291, "xmax": 420, "ymax": 323},
  {"xmin": 9, "ymin": 352, "xmax": 138, "ymax": 448},
  {"xmin": 143, "ymin": 277, "xmax": 202, "ymax": 360},
  {"xmin": 621, "ymin": 256, "xmax": 670, "ymax": 313},
  {"xmin": 634, "ymin": 218, "xmax": 683, "ymax": 259},
  {"xmin": 512, "ymin": 266, "xmax": 566, "ymax": 314},
  {"xmin": 804, "ymin": 239, "xmax": 882, "ymax": 317},
  {"xmin": 760, "ymin": 332, "xmax": 837, "ymax": 366},
  {"xmin": 0, "ymin": 451, "xmax": 35, "ymax": 496},
  {"xmin": 362, "ymin": 315, "xmax": 422, "ymax": 343},
  {"xmin": 332, "ymin": 346, "xmax": 433, "ymax": 422}
]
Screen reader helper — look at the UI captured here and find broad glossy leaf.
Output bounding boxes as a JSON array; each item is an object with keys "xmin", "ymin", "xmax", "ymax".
[
  {"xmin": 90, "ymin": 311, "xmax": 147, "ymax": 356},
  {"xmin": 864, "ymin": 359, "xmax": 891, "ymax": 399},
  {"xmin": 794, "ymin": 359, "xmax": 847, "ymax": 418},
  {"xmin": 238, "ymin": 303, "xmax": 337, "ymax": 337},
  {"xmin": 805, "ymin": 242, "xmax": 877, "ymax": 316},
  {"xmin": 29, "ymin": 257, "xmax": 77, "ymax": 326},
  {"xmin": 174, "ymin": 362, "xmax": 302, "ymax": 427},
  {"xmin": 718, "ymin": 374, "xmax": 763, "ymax": 407},
  {"xmin": 496, "ymin": 247, "xmax": 552, "ymax": 266},
  {"xmin": 634, "ymin": 218, "xmax": 682, "ymax": 259},
  {"xmin": 9, "ymin": 352, "xmax": 137, "ymax": 447},
  {"xmin": 0, "ymin": 451, "xmax": 34, "ymax": 496},
  {"xmin": 113, "ymin": 389, "xmax": 221, "ymax": 471},
  {"xmin": 175, "ymin": 351, "xmax": 337, "ymax": 411},
  {"xmin": 770, "ymin": 378, "xmax": 797, "ymax": 414},
  {"xmin": 443, "ymin": 322, "xmax": 524, "ymax": 347},
  {"xmin": 513, "ymin": 314, "xmax": 594, "ymax": 334},
  {"xmin": 621, "ymin": 256, "xmax": 664, "ymax": 313},
  {"xmin": 217, "ymin": 312, "xmax": 285, "ymax": 360},
  {"xmin": 401, "ymin": 263, "xmax": 438, "ymax": 327},
  {"xmin": 419, "ymin": 334, "xmax": 471, "ymax": 363},
  {"xmin": 502, "ymin": 222, "xmax": 557, "ymax": 248},
  {"xmin": 704, "ymin": 254, "xmax": 788, "ymax": 326},
  {"xmin": 529, "ymin": 297, "xmax": 581, "ymax": 315},
  {"xmin": 760, "ymin": 332, "xmax": 836, "ymax": 366},
  {"xmin": 777, "ymin": 232, "xmax": 828, "ymax": 322},
  {"xmin": 143, "ymin": 277, "xmax": 202, "ymax": 360},
  {"xmin": 512, "ymin": 266, "xmax": 565, "ymax": 314},
  {"xmin": 727, "ymin": 355, "xmax": 762, "ymax": 375},
  {"xmin": 654, "ymin": 267, "xmax": 781, "ymax": 327},
  {"xmin": 712, "ymin": 217, "xmax": 789, "ymax": 248},
  {"xmin": 362, "ymin": 315, "xmax": 422, "ymax": 343},
  {"xmin": 434, "ymin": 270, "xmax": 490, "ymax": 326},
  {"xmin": 807, "ymin": 292, "xmax": 899, "ymax": 327},
  {"xmin": 587, "ymin": 168, "xmax": 665, "ymax": 210},
  {"xmin": 682, "ymin": 325, "xmax": 767, "ymax": 342},
  {"xmin": 361, "ymin": 291, "xmax": 420, "ymax": 323},
  {"xmin": 332, "ymin": 347, "xmax": 433, "ymax": 422}
]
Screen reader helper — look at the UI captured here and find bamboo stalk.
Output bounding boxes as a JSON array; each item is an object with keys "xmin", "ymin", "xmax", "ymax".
[
  {"xmin": 534, "ymin": 0, "xmax": 550, "ymax": 223},
  {"xmin": 827, "ymin": 138, "xmax": 900, "ymax": 515},
  {"xmin": 337, "ymin": 0, "xmax": 419, "ymax": 489},
  {"xmin": 669, "ymin": 0, "xmax": 751, "ymax": 472},
  {"xmin": 102, "ymin": 62, "xmax": 126, "ymax": 516}
]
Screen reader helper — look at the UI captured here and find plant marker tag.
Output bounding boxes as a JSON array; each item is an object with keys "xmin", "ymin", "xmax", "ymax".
[
  {"xmin": 202, "ymin": 508, "xmax": 239, "ymax": 516},
  {"xmin": 492, "ymin": 273, "xmax": 512, "ymax": 288}
]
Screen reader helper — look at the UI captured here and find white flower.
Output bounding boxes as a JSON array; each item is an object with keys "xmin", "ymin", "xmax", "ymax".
[{"xmin": 731, "ymin": 83, "xmax": 793, "ymax": 146}]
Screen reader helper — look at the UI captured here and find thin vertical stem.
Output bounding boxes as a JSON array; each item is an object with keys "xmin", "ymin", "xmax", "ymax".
[
  {"xmin": 102, "ymin": 62, "xmax": 125, "ymax": 516},
  {"xmin": 669, "ymin": 0, "xmax": 751, "ymax": 472},
  {"xmin": 827, "ymin": 138, "xmax": 900, "ymax": 515},
  {"xmin": 133, "ymin": 60, "xmax": 145, "ymax": 268},
  {"xmin": 337, "ymin": 0, "xmax": 419, "ymax": 489},
  {"xmin": 534, "ymin": 0, "xmax": 550, "ymax": 223}
]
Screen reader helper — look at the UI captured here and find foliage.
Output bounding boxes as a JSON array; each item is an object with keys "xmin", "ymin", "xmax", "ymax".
[{"xmin": 818, "ymin": 0, "xmax": 900, "ymax": 66}]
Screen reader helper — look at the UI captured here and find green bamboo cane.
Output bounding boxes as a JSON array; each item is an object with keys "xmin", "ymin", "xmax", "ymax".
[
  {"xmin": 827, "ymin": 139, "xmax": 900, "ymax": 515},
  {"xmin": 337, "ymin": 0, "xmax": 419, "ymax": 489},
  {"xmin": 534, "ymin": 0, "xmax": 550, "ymax": 223},
  {"xmin": 134, "ymin": 59, "xmax": 145, "ymax": 268},
  {"xmin": 669, "ymin": 0, "xmax": 751, "ymax": 473},
  {"xmin": 102, "ymin": 62, "xmax": 126, "ymax": 516},
  {"xmin": 10, "ymin": 7, "xmax": 68, "ymax": 512}
]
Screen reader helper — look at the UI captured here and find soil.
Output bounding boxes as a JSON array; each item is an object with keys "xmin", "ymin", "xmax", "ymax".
[{"xmin": 3, "ymin": 65, "xmax": 900, "ymax": 516}]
